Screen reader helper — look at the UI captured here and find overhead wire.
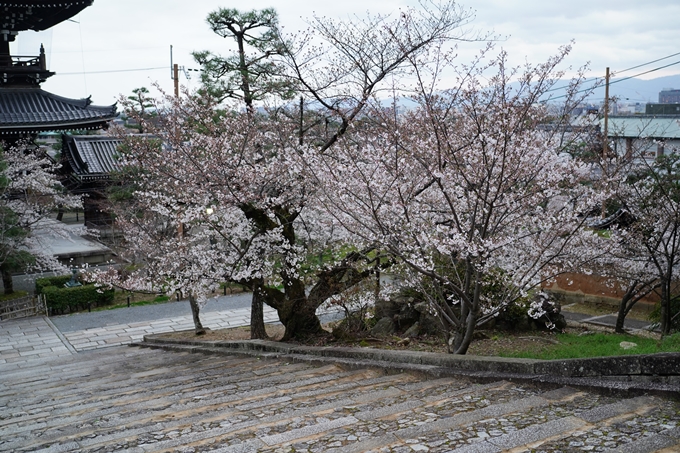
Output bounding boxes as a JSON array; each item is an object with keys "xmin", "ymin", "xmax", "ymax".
[
  {"xmin": 615, "ymin": 51, "xmax": 680, "ymax": 74},
  {"xmin": 58, "ymin": 67, "xmax": 167, "ymax": 75},
  {"xmin": 541, "ymin": 51, "xmax": 680, "ymax": 100}
]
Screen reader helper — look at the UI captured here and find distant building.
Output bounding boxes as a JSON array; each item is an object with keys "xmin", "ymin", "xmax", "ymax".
[
  {"xmin": 645, "ymin": 104, "xmax": 680, "ymax": 115},
  {"xmin": 616, "ymin": 102, "xmax": 645, "ymax": 115},
  {"xmin": 603, "ymin": 116, "xmax": 680, "ymax": 160},
  {"xmin": 659, "ymin": 88, "xmax": 680, "ymax": 104}
]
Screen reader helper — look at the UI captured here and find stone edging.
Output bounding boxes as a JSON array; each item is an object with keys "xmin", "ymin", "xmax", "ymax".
[{"xmin": 141, "ymin": 335, "xmax": 680, "ymax": 398}]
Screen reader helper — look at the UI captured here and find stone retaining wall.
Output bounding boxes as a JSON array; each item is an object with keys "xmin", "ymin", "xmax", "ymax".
[{"xmin": 142, "ymin": 336, "xmax": 680, "ymax": 385}]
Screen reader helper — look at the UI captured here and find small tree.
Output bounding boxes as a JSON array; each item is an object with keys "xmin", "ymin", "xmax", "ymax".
[
  {"xmin": 0, "ymin": 142, "xmax": 81, "ymax": 294},
  {"xmin": 616, "ymin": 153, "xmax": 680, "ymax": 335},
  {"xmin": 126, "ymin": 87, "xmax": 155, "ymax": 133}
]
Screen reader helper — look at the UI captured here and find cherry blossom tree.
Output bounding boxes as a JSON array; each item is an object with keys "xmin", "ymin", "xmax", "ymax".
[
  {"xmin": 99, "ymin": 1, "xmax": 479, "ymax": 341},
  {"xmin": 103, "ymin": 94, "xmax": 379, "ymax": 340},
  {"xmin": 0, "ymin": 141, "xmax": 81, "ymax": 294},
  {"xmin": 302, "ymin": 48, "xmax": 611, "ymax": 353}
]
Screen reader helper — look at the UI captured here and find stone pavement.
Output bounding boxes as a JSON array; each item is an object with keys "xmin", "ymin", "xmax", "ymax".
[
  {"xmin": 1, "ymin": 303, "xmax": 680, "ymax": 452},
  {"xmin": 0, "ymin": 316, "xmax": 74, "ymax": 364},
  {"xmin": 60, "ymin": 306, "xmax": 280, "ymax": 353},
  {"xmin": 0, "ymin": 305, "xmax": 280, "ymax": 371},
  {"xmin": 1, "ymin": 344, "xmax": 679, "ymax": 452}
]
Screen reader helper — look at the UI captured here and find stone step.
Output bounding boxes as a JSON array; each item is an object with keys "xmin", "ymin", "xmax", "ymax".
[{"xmin": 1, "ymin": 346, "xmax": 678, "ymax": 453}]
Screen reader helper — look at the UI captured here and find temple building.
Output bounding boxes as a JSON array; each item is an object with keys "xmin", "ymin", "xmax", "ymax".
[
  {"xmin": 0, "ymin": 1, "xmax": 117, "ymax": 143},
  {"xmin": 0, "ymin": 1, "xmax": 121, "ymax": 230}
]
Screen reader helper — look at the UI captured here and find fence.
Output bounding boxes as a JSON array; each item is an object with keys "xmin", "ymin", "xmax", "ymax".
[{"xmin": 0, "ymin": 294, "xmax": 45, "ymax": 320}]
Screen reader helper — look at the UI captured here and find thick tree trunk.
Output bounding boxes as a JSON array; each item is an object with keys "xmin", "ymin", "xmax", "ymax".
[
  {"xmin": 241, "ymin": 204, "xmax": 373, "ymax": 341},
  {"xmin": 2, "ymin": 268, "xmax": 14, "ymax": 295},
  {"xmin": 189, "ymin": 294, "xmax": 206, "ymax": 335},
  {"xmin": 452, "ymin": 308, "xmax": 477, "ymax": 354},
  {"xmin": 250, "ymin": 279, "xmax": 268, "ymax": 339},
  {"xmin": 278, "ymin": 298, "xmax": 324, "ymax": 341}
]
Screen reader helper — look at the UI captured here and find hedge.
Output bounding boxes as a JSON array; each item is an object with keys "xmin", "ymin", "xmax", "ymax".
[
  {"xmin": 36, "ymin": 275, "xmax": 75, "ymax": 294},
  {"xmin": 42, "ymin": 284, "xmax": 114, "ymax": 314}
]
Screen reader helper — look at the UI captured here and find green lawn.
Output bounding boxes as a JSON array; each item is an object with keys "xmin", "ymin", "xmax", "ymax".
[{"xmin": 502, "ymin": 332, "xmax": 680, "ymax": 360}]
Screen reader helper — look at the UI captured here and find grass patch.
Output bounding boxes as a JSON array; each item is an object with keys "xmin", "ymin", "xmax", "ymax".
[
  {"xmin": 501, "ymin": 332, "xmax": 680, "ymax": 360},
  {"xmin": 0, "ymin": 290, "xmax": 28, "ymax": 302},
  {"xmin": 90, "ymin": 294, "xmax": 172, "ymax": 312}
]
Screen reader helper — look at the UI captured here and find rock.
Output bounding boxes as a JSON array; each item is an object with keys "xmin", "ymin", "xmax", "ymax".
[
  {"xmin": 403, "ymin": 321, "xmax": 420, "ymax": 338},
  {"xmin": 620, "ymin": 341, "xmax": 637, "ymax": 350},
  {"xmin": 370, "ymin": 317, "xmax": 396, "ymax": 336},
  {"xmin": 473, "ymin": 330, "xmax": 491, "ymax": 340}
]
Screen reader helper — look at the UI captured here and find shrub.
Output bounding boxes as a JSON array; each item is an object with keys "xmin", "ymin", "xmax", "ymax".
[
  {"xmin": 42, "ymin": 284, "xmax": 114, "ymax": 314},
  {"xmin": 36, "ymin": 275, "xmax": 75, "ymax": 294}
]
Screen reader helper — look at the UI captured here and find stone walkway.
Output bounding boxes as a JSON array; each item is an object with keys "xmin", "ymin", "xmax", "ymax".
[
  {"xmin": 2, "ymin": 303, "xmax": 679, "ymax": 452},
  {"xmin": 61, "ymin": 306, "xmax": 280, "ymax": 352},
  {"xmin": 1, "ymin": 345, "xmax": 679, "ymax": 452},
  {"xmin": 0, "ymin": 306, "xmax": 280, "ymax": 370}
]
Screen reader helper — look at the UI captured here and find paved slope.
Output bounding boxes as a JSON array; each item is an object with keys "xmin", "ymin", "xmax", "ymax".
[{"xmin": 1, "ymin": 346, "xmax": 679, "ymax": 452}]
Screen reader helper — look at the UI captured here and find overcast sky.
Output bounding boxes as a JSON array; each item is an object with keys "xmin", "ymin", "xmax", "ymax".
[{"xmin": 11, "ymin": 0, "xmax": 680, "ymax": 107}]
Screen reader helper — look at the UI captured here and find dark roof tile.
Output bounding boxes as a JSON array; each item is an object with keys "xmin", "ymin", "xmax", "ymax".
[
  {"xmin": 64, "ymin": 135, "xmax": 124, "ymax": 180},
  {"xmin": 0, "ymin": 88, "xmax": 117, "ymax": 134}
]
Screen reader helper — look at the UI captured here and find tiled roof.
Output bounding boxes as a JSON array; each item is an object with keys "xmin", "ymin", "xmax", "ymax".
[
  {"xmin": 0, "ymin": 88, "xmax": 117, "ymax": 135},
  {"xmin": 1, "ymin": 1, "xmax": 93, "ymax": 32},
  {"xmin": 63, "ymin": 135, "xmax": 124, "ymax": 181}
]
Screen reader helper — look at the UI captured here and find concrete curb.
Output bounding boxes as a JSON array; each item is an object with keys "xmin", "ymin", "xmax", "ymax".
[
  {"xmin": 43, "ymin": 315, "xmax": 78, "ymax": 354},
  {"xmin": 140, "ymin": 335, "xmax": 680, "ymax": 399}
]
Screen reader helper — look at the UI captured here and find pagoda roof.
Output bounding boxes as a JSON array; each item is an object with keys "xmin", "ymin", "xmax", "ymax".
[
  {"xmin": 0, "ymin": 87, "xmax": 117, "ymax": 135},
  {"xmin": 1, "ymin": 1, "xmax": 93, "ymax": 33},
  {"xmin": 63, "ymin": 134, "xmax": 123, "ymax": 182}
]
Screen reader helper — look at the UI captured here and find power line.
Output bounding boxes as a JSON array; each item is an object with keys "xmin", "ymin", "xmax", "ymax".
[
  {"xmin": 57, "ymin": 67, "xmax": 167, "ymax": 75},
  {"xmin": 50, "ymin": 46, "xmax": 170, "ymax": 54},
  {"xmin": 610, "ymin": 59, "xmax": 680, "ymax": 85},
  {"xmin": 616, "ymin": 51, "xmax": 680, "ymax": 74},
  {"xmin": 543, "ymin": 59, "xmax": 680, "ymax": 102},
  {"xmin": 541, "ymin": 50, "xmax": 680, "ymax": 97}
]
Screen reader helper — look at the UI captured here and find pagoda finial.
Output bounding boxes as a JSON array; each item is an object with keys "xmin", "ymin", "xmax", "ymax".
[{"xmin": 39, "ymin": 44, "xmax": 47, "ymax": 71}]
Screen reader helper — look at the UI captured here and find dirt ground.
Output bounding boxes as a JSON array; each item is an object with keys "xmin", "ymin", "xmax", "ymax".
[
  {"xmin": 157, "ymin": 322, "xmax": 578, "ymax": 357},
  {"xmin": 157, "ymin": 299, "xmax": 662, "ymax": 357}
]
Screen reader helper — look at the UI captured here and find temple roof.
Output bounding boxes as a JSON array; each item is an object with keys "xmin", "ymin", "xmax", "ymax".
[
  {"xmin": 0, "ymin": 1, "xmax": 93, "ymax": 34},
  {"xmin": 0, "ymin": 88, "xmax": 117, "ymax": 135},
  {"xmin": 62, "ymin": 134, "xmax": 123, "ymax": 181}
]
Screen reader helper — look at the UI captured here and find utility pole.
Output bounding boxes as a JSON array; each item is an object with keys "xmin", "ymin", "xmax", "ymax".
[
  {"xmin": 603, "ymin": 67, "xmax": 610, "ymax": 157},
  {"xmin": 173, "ymin": 63, "xmax": 179, "ymax": 98},
  {"xmin": 299, "ymin": 96, "xmax": 304, "ymax": 146}
]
